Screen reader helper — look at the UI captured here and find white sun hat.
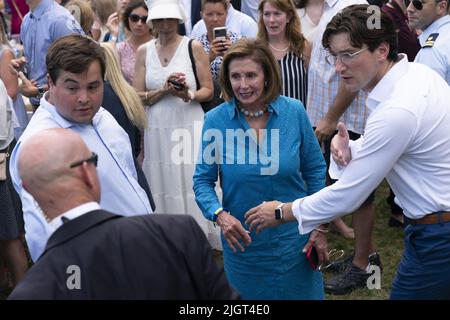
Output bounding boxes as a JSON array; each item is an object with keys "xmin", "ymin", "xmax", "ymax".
[{"xmin": 145, "ymin": 0, "xmax": 187, "ymax": 25}]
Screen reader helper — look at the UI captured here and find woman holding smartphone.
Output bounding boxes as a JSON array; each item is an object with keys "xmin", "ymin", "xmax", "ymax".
[{"xmin": 196, "ymin": 0, "xmax": 240, "ymax": 79}]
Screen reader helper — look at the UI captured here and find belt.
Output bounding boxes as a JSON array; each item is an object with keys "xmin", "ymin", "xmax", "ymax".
[{"xmin": 405, "ymin": 211, "xmax": 450, "ymax": 225}]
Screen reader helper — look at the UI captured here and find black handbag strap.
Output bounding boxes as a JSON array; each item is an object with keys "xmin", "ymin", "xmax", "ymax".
[{"xmin": 188, "ymin": 39, "xmax": 200, "ymax": 91}]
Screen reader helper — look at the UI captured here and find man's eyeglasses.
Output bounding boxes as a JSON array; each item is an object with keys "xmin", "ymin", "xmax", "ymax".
[
  {"xmin": 325, "ymin": 47, "xmax": 368, "ymax": 66},
  {"xmin": 70, "ymin": 152, "xmax": 98, "ymax": 168},
  {"xmin": 404, "ymin": 0, "xmax": 444, "ymax": 10},
  {"xmin": 129, "ymin": 14, "xmax": 148, "ymax": 24}
]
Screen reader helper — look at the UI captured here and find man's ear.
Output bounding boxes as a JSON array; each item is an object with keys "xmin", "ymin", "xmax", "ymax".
[
  {"xmin": 377, "ymin": 42, "xmax": 390, "ymax": 61},
  {"xmin": 80, "ymin": 162, "xmax": 97, "ymax": 191},
  {"xmin": 47, "ymin": 73, "xmax": 54, "ymax": 88}
]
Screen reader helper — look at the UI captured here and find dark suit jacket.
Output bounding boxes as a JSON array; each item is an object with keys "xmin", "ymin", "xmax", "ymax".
[{"xmin": 9, "ymin": 211, "xmax": 239, "ymax": 299}]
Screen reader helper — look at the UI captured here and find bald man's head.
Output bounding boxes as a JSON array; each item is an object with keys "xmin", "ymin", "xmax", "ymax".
[{"xmin": 19, "ymin": 129, "xmax": 100, "ymax": 218}]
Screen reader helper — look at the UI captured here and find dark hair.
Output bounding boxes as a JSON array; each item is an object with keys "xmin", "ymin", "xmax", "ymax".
[
  {"xmin": 219, "ymin": 38, "xmax": 281, "ymax": 104},
  {"xmin": 201, "ymin": 0, "xmax": 227, "ymax": 10},
  {"xmin": 123, "ymin": 0, "xmax": 149, "ymax": 31},
  {"xmin": 46, "ymin": 35, "xmax": 106, "ymax": 83},
  {"xmin": 322, "ymin": 4, "xmax": 398, "ymax": 62}
]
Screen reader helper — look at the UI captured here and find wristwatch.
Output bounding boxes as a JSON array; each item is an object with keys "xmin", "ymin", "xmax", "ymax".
[
  {"xmin": 36, "ymin": 85, "xmax": 45, "ymax": 99},
  {"xmin": 275, "ymin": 203, "xmax": 284, "ymax": 221}
]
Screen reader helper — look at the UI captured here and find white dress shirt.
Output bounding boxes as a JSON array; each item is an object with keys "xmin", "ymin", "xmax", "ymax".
[
  {"xmin": 293, "ymin": 55, "xmax": 450, "ymax": 234},
  {"xmin": 10, "ymin": 95, "xmax": 152, "ymax": 261},
  {"xmin": 190, "ymin": 4, "xmax": 258, "ymax": 39},
  {"xmin": 48, "ymin": 202, "xmax": 101, "ymax": 232}
]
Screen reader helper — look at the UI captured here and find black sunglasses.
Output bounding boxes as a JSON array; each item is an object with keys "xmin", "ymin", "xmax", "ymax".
[
  {"xmin": 404, "ymin": 0, "xmax": 444, "ymax": 10},
  {"xmin": 70, "ymin": 152, "xmax": 98, "ymax": 168},
  {"xmin": 129, "ymin": 13, "xmax": 148, "ymax": 23}
]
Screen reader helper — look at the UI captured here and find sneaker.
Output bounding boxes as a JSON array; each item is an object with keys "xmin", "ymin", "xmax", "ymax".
[
  {"xmin": 324, "ymin": 264, "xmax": 370, "ymax": 295},
  {"xmin": 323, "ymin": 254, "xmax": 353, "ymax": 273},
  {"xmin": 324, "ymin": 252, "xmax": 383, "ymax": 274}
]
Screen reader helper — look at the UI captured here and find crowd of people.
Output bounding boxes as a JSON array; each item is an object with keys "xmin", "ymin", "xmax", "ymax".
[{"xmin": 0, "ymin": 0, "xmax": 450, "ymax": 300}]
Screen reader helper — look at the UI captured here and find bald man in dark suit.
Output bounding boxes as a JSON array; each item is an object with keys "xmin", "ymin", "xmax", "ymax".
[{"xmin": 9, "ymin": 129, "xmax": 239, "ymax": 299}]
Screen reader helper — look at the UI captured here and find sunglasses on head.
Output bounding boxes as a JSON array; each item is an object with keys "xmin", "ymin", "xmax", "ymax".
[{"xmin": 129, "ymin": 13, "xmax": 148, "ymax": 23}]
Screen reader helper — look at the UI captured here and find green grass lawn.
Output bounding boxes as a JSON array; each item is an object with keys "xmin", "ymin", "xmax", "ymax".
[{"xmin": 324, "ymin": 180, "xmax": 404, "ymax": 300}]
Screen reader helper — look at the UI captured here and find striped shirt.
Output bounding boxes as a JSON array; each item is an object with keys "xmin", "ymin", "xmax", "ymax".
[
  {"xmin": 307, "ymin": 0, "xmax": 369, "ymax": 135},
  {"xmin": 278, "ymin": 52, "xmax": 308, "ymax": 107}
]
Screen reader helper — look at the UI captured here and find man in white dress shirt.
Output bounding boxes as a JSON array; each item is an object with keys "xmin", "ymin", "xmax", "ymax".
[
  {"xmin": 245, "ymin": 4, "xmax": 450, "ymax": 299},
  {"xmin": 10, "ymin": 35, "xmax": 153, "ymax": 262}
]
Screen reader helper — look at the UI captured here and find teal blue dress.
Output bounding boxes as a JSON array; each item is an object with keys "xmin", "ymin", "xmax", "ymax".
[{"xmin": 193, "ymin": 96, "xmax": 326, "ymax": 299}]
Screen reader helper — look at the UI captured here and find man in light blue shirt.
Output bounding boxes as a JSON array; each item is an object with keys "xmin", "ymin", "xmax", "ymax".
[
  {"xmin": 10, "ymin": 35, "xmax": 153, "ymax": 261},
  {"xmin": 407, "ymin": 0, "xmax": 450, "ymax": 84},
  {"xmin": 14, "ymin": 0, "xmax": 84, "ymax": 107}
]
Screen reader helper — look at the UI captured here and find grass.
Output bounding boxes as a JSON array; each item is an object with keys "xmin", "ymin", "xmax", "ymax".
[{"xmin": 323, "ymin": 180, "xmax": 404, "ymax": 300}]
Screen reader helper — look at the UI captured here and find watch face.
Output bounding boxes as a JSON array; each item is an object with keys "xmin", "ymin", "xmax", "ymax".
[{"xmin": 275, "ymin": 208, "xmax": 282, "ymax": 220}]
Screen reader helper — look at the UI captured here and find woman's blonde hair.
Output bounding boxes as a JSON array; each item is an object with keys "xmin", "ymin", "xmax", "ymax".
[
  {"xmin": 100, "ymin": 43, "xmax": 147, "ymax": 130},
  {"xmin": 219, "ymin": 38, "xmax": 281, "ymax": 104},
  {"xmin": 257, "ymin": 0, "xmax": 306, "ymax": 58}
]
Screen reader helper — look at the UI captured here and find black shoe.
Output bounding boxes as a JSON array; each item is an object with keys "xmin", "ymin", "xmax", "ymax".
[
  {"xmin": 323, "ymin": 254, "xmax": 353, "ymax": 273},
  {"xmin": 325, "ymin": 252, "xmax": 382, "ymax": 274},
  {"xmin": 324, "ymin": 264, "xmax": 370, "ymax": 295},
  {"xmin": 388, "ymin": 216, "xmax": 404, "ymax": 228}
]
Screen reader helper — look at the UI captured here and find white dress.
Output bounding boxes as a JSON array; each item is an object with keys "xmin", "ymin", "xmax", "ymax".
[{"xmin": 143, "ymin": 36, "xmax": 221, "ymax": 250}]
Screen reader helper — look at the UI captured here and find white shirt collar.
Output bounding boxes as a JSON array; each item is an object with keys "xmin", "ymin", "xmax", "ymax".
[
  {"xmin": 48, "ymin": 202, "xmax": 101, "ymax": 232},
  {"xmin": 366, "ymin": 54, "xmax": 409, "ymax": 112}
]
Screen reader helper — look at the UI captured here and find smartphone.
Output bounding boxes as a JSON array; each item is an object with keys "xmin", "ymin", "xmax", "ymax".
[
  {"xmin": 213, "ymin": 27, "xmax": 227, "ymax": 41},
  {"xmin": 168, "ymin": 79, "xmax": 185, "ymax": 91},
  {"xmin": 306, "ymin": 245, "xmax": 319, "ymax": 271}
]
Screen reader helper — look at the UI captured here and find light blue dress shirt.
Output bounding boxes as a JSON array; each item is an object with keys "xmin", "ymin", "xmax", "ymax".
[
  {"xmin": 415, "ymin": 15, "xmax": 450, "ymax": 85},
  {"xmin": 20, "ymin": 0, "xmax": 84, "ymax": 106},
  {"xmin": 193, "ymin": 96, "xmax": 326, "ymax": 299},
  {"xmin": 10, "ymin": 95, "xmax": 152, "ymax": 261}
]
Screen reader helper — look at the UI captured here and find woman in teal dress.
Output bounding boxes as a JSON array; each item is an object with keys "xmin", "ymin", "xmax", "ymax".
[{"xmin": 193, "ymin": 38, "xmax": 326, "ymax": 299}]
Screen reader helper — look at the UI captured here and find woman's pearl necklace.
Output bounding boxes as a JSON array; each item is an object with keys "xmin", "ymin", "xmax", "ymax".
[
  {"xmin": 269, "ymin": 42, "xmax": 289, "ymax": 52},
  {"xmin": 239, "ymin": 105, "xmax": 268, "ymax": 117}
]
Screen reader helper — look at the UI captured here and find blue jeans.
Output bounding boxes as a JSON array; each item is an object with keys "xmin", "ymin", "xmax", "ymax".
[{"xmin": 390, "ymin": 220, "xmax": 450, "ymax": 299}]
